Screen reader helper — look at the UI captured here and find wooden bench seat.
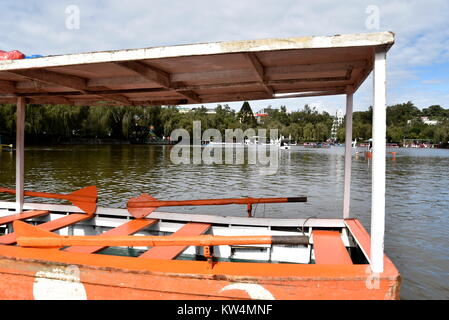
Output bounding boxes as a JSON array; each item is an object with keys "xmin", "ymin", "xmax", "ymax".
[
  {"xmin": 139, "ymin": 222, "xmax": 211, "ymax": 260},
  {"xmin": 65, "ymin": 218, "xmax": 158, "ymax": 254},
  {"xmin": 313, "ymin": 230, "xmax": 352, "ymax": 265},
  {"xmin": 0, "ymin": 213, "xmax": 93, "ymax": 245},
  {"xmin": 0, "ymin": 210, "xmax": 49, "ymax": 226}
]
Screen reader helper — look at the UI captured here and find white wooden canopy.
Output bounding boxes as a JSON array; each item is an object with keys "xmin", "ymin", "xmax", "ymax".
[{"xmin": 0, "ymin": 32, "xmax": 394, "ymax": 106}]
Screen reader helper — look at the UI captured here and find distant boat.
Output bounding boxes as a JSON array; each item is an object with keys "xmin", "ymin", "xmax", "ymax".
[{"xmin": 303, "ymin": 142, "xmax": 330, "ymax": 149}]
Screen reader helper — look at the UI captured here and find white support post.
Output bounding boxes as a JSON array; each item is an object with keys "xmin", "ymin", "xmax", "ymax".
[
  {"xmin": 15, "ymin": 97, "xmax": 25, "ymax": 213},
  {"xmin": 370, "ymin": 48, "xmax": 387, "ymax": 273},
  {"xmin": 343, "ymin": 91, "xmax": 353, "ymax": 219}
]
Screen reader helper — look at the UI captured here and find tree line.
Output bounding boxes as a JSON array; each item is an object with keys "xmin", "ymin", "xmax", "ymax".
[{"xmin": 0, "ymin": 101, "xmax": 448, "ymax": 145}]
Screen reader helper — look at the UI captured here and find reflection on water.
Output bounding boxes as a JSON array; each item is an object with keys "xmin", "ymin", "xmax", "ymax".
[{"xmin": 1, "ymin": 145, "xmax": 448, "ymax": 299}]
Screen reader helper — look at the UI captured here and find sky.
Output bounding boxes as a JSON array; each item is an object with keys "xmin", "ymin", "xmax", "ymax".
[{"xmin": 1, "ymin": 0, "xmax": 448, "ymax": 115}]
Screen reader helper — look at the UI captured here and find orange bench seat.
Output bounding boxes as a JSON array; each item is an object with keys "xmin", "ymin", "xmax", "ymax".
[{"xmin": 313, "ymin": 230, "xmax": 352, "ymax": 265}]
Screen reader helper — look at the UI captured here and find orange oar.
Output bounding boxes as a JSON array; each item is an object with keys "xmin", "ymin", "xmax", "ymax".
[
  {"xmin": 0, "ymin": 186, "xmax": 98, "ymax": 214},
  {"xmin": 127, "ymin": 194, "xmax": 308, "ymax": 218},
  {"xmin": 13, "ymin": 220, "xmax": 310, "ymax": 248}
]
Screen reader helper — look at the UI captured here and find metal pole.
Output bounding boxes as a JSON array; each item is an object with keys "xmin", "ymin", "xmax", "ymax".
[
  {"xmin": 343, "ymin": 90, "xmax": 353, "ymax": 218},
  {"xmin": 15, "ymin": 97, "xmax": 25, "ymax": 213},
  {"xmin": 370, "ymin": 48, "xmax": 387, "ymax": 273}
]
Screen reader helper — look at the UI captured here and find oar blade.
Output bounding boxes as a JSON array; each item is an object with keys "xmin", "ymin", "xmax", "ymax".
[
  {"xmin": 127, "ymin": 193, "xmax": 158, "ymax": 218},
  {"xmin": 0, "ymin": 187, "xmax": 15, "ymax": 195},
  {"xmin": 13, "ymin": 220, "xmax": 63, "ymax": 248},
  {"xmin": 14, "ymin": 220, "xmax": 59, "ymax": 238},
  {"xmin": 69, "ymin": 186, "xmax": 98, "ymax": 214}
]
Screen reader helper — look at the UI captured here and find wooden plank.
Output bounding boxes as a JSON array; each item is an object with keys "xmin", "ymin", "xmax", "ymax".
[
  {"xmin": 114, "ymin": 61, "xmax": 201, "ymax": 103},
  {"xmin": 65, "ymin": 218, "xmax": 158, "ymax": 253},
  {"xmin": 266, "ymin": 61, "xmax": 365, "ymax": 77},
  {"xmin": 0, "ymin": 210, "xmax": 49, "ymax": 226},
  {"xmin": 313, "ymin": 230, "xmax": 352, "ymax": 265},
  {"xmin": 244, "ymin": 53, "xmax": 273, "ymax": 97},
  {"xmin": 344, "ymin": 219, "xmax": 397, "ymax": 272},
  {"xmin": 87, "ymin": 62, "xmax": 361, "ymax": 89},
  {"xmin": 10, "ymin": 69, "xmax": 87, "ymax": 91},
  {"xmin": 0, "ymin": 80, "xmax": 16, "ymax": 92},
  {"xmin": 114, "ymin": 61, "xmax": 170, "ymax": 88},
  {"xmin": 0, "ymin": 213, "xmax": 93, "ymax": 245},
  {"xmin": 175, "ymin": 89, "xmax": 201, "ymax": 103},
  {"xmin": 92, "ymin": 91, "xmax": 130, "ymax": 105},
  {"xmin": 10, "ymin": 78, "xmax": 348, "ymax": 98},
  {"xmin": 140, "ymin": 222, "xmax": 210, "ymax": 260},
  {"xmin": 11, "ymin": 70, "xmax": 128, "ymax": 104}
]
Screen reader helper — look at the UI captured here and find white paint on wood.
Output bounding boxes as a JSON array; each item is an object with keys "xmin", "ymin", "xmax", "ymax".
[
  {"xmin": 343, "ymin": 92, "xmax": 353, "ymax": 218},
  {"xmin": 33, "ymin": 265, "xmax": 87, "ymax": 300},
  {"xmin": 220, "ymin": 283, "xmax": 275, "ymax": 300},
  {"xmin": 370, "ymin": 49, "xmax": 387, "ymax": 273},
  {"xmin": 15, "ymin": 97, "xmax": 25, "ymax": 213}
]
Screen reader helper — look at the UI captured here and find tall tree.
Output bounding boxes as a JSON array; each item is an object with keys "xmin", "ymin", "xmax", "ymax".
[{"xmin": 237, "ymin": 101, "xmax": 256, "ymax": 127}]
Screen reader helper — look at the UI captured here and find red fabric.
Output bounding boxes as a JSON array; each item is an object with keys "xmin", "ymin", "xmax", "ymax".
[{"xmin": 0, "ymin": 50, "xmax": 25, "ymax": 60}]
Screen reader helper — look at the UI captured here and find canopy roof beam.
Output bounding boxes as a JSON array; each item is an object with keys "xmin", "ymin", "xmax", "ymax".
[
  {"xmin": 9, "ymin": 69, "xmax": 131, "ymax": 105},
  {"xmin": 0, "ymin": 80, "xmax": 17, "ymax": 93},
  {"xmin": 114, "ymin": 61, "xmax": 201, "ymax": 103},
  {"xmin": 244, "ymin": 53, "xmax": 274, "ymax": 97},
  {"xmin": 114, "ymin": 61, "xmax": 170, "ymax": 88}
]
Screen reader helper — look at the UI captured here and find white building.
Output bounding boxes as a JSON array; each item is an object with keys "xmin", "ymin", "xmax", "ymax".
[{"xmin": 420, "ymin": 116, "xmax": 439, "ymax": 125}]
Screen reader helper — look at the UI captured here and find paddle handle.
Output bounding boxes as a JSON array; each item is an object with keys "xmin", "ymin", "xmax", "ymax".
[
  {"xmin": 17, "ymin": 235, "xmax": 310, "ymax": 248},
  {"xmin": 128, "ymin": 196, "xmax": 307, "ymax": 208},
  {"xmin": 0, "ymin": 187, "xmax": 93, "ymax": 202}
]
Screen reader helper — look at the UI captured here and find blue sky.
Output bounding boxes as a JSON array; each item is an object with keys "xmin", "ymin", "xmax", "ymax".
[{"xmin": 1, "ymin": 0, "xmax": 448, "ymax": 114}]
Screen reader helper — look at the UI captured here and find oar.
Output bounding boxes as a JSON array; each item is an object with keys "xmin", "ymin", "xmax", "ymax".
[
  {"xmin": 13, "ymin": 220, "xmax": 310, "ymax": 248},
  {"xmin": 0, "ymin": 186, "xmax": 98, "ymax": 214},
  {"xmin": 127, "ymin": 194, "xmax": 307, "ymax": 218}
]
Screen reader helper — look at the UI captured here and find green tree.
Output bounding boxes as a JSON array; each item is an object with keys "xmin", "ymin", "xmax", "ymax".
[{"xmin": 237, "ymin": 101, "xmax": 257, "ymax": 127}]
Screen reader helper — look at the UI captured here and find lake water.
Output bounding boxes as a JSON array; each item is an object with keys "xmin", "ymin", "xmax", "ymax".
[{"xmin": 0, "ymin": 144, "xmax": 448, "ymax": 300}]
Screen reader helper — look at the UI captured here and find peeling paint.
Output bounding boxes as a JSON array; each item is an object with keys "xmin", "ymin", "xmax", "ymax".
[{"xmin": 33, "ymin": 265, "xmax": 87, "ymax": 300}]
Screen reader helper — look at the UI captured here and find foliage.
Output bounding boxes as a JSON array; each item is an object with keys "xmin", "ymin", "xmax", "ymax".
[{"xmin": 0, "ymin": 100, "xmax": 448, "ymax": 145}]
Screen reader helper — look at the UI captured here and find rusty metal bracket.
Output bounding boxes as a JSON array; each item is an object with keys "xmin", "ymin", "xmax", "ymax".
[{"xmin": 204, "ymin": 245, "xmax": 214, "ymax": 269}]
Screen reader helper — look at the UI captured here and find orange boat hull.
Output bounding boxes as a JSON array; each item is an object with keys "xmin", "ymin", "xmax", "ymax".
[
  {"xmin": 0, "ymin": 214, "xmax": 400, "ymax": 300},
  {"xmin": 0, "ymin": 246, "xmax": 400, "ymax": 300}
]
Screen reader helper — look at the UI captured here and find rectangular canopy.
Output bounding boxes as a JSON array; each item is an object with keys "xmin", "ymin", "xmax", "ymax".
[{"xmin": 0, "ymin": 31, "xmax": 394, "ymax": 106}]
